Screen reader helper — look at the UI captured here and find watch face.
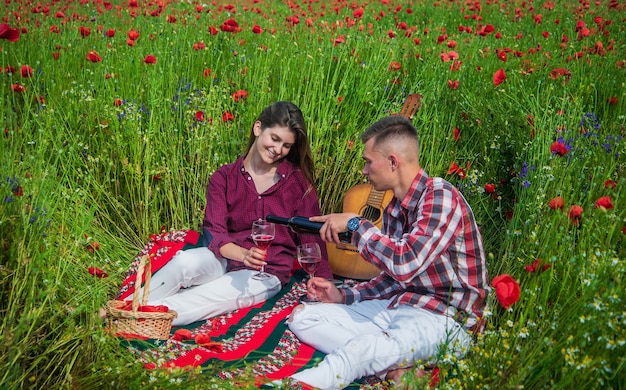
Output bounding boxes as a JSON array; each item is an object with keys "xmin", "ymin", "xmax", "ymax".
[{"xmin": 348, "ymin": 217, "xmax": 360, "ymax": 231}]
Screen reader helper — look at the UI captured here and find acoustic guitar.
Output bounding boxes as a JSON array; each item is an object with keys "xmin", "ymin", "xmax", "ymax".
[{"xmin": 327, "ymin": 93, "xmax": 423, "ymax": 280}]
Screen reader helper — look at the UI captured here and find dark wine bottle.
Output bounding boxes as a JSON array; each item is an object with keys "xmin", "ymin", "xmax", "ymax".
[{"xmin": 266, "ymin": 215, "xmax": 352, "ymax": 243}]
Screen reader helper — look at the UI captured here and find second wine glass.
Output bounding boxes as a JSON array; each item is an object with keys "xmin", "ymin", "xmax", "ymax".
[
  {"xmin": 251, "ymin": 219, "xmax": 275, "ymax": 280},
  {"xmin": 297, "ymin": 242, "xmax": 322, "ymax": 303}
]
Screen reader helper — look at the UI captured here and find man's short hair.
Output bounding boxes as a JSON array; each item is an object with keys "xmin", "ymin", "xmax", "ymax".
[{"xmin": 360, "ymin": 115, "xmax": 419, "ymax": 149}]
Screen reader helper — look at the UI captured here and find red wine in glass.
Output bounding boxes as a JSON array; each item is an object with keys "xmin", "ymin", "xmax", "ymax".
[
  {"xmin": 297, "ymin": 243, "xmax": 322, "ymax": 303},
  {"xmin": 253, "ymin": 234, "xmax": 274, "ymax": 250},
  {"xmin": 251, "ymin": 220, "xmax": 275, "ymax": 280},
  {"xmin": 298, "ymin": 256, "xmax": 320, "ymax": 275}
]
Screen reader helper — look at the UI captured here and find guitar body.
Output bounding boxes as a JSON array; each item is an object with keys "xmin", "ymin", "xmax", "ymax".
[
  {"xmin": 327, "ymin": 184, "xmax": 394, "ymax": 280},
  {"xmin": 326, "ymin": 93, "xmax": 422, "ymax": 280}
]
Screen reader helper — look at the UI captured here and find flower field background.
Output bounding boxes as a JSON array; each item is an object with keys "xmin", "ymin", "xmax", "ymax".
[{"xmin": 1, "ymin": 0, "xmax": 625, "ymax": 388}]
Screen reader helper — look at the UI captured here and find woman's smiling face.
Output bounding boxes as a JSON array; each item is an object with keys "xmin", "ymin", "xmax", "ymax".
[{"xmin": 253, "ymin": 122, "xmax": 296, "ymax": 164}]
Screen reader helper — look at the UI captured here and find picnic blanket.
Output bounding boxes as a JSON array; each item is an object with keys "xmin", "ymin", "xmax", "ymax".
[{"xmin": 112, "ymin": 230, "xmax": 388, "ymax": 389}]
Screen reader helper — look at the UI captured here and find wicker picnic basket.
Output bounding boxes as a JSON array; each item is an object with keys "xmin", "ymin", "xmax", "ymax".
[{"xmin": 106, "ymin": 255, "xmax": 177, "ymax": 339}]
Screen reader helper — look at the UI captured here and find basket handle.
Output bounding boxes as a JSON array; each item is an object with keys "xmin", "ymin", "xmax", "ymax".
[{"xmin": 131, "ymin": 255, "xmax": 153, "ymax": 313}]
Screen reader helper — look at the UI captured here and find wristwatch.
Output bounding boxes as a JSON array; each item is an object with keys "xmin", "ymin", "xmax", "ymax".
[{"xmin": 347, "ymin": 216, "xmax": 363, "ymax": 232}]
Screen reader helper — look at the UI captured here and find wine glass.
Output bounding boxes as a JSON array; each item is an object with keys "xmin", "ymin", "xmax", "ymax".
[
  {"xmin": 251, "ymin": 219, "xmax": 275, "ymax": 280},
  {"xmin": 297, "ymin": 242, "xmax": 322, "ymax": 303}
]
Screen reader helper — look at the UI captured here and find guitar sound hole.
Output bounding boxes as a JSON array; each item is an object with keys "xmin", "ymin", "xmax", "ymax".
[{"xmin": 361, "ymin": 206, "xmax": 381, "ymax": 222}]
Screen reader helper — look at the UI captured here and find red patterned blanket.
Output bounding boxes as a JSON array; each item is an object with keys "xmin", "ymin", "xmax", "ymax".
[{"xmin": 113, "ymin": 230, "xmax": 387, "ymax": 388}]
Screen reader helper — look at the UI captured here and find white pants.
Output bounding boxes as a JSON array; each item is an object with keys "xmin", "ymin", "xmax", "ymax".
[
  {"xmin": 288, "ymin": 299, "xmax": 471, "ymax": 389},
  {"xmin": 133, "ymin": 247, "xmax": 281, "ymax": 326}
]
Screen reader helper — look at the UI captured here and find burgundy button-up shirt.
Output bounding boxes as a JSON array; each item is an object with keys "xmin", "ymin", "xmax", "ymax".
[{"xmin": 202, "ymin": 155, "xmax": 332, "ymax": 285}]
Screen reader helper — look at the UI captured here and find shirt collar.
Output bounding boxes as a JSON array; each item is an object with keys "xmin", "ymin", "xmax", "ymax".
[
  {"xmin": 400, "ymin": 168, "xmax": 429, "ymax": 210},
  {"xmin": 237, "ymin": 154, "xmax": 296, "ymax": 179}
]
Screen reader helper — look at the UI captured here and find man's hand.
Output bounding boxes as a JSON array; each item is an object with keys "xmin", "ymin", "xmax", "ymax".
[
  {"xmin": 307, "ymin": 277, "xmax": 343, "ymax": 303},
  {"xmin": 309, "ymin": 213, "xmax": 359, "ymax": 244}
]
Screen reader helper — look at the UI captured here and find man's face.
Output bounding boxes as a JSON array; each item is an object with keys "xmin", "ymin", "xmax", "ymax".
[{"xmin": 361, "ymin": 138, "xmax": 391, "ymax": 191}]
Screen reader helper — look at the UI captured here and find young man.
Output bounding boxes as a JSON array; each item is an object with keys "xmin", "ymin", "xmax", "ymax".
[{"xmin": 287, "ymin": 115, "xmax": 490, "ymax": 389}]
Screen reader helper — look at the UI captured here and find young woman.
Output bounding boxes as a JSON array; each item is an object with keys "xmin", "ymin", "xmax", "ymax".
[{"xmin": 140, "ymin": 101, "xmax": 332, "ymax": 326}]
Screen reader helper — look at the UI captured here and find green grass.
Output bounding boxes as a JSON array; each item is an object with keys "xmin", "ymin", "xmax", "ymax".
[{"xmin": 1, "ymin": 0, "xmax": 625, "ymax": 388}]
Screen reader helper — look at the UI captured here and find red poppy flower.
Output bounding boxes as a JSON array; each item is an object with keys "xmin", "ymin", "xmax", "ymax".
[
  {"xmin": 491, "ymin": 274, "xmax": 520, "ymax": 309},
  {"xmin": 388, "ymin": 61, "xmax": 401, "ymax": 71},
  {"xmin": 439, "ymin": 50, "xmax": 458, "ymax": 62},
  {"xmin": 220, "ymin": 18, "xmax": 241, "ymax": 33},
  {"xmin": 550, "ymin": 141, "xmax": 569, "ymax": 156},
  {"xmin": 447, "ymin": 161, "xmax": 467, "ymax": 179},
  {"xmin": 477, "ymin": 24, "xmax": 494, "ymax": 36},
  {"xmin": 448, "ymin": 80, "xmax": 459, "ymax": 90},
  {"xmin": 12, "ymin": 185, "xmax": 24, "ymax": 196},
  {"xmin": 194, "ymin": 334, "xmax": 224, "ymax": 351},
  {"xmin": 252, "ymin": 25, "xmax": 263, "ymax": 34},
  {"xmin": 594, "ymin": 196, "xmax": 614, "ymax": 211},
  {"xmin": 195, "ymin": 333, "xmax": 211, "ymax": 345},
  {"xmin": 11, "ymin": 83, "xmax": 26, "ymax": 93},
  {"xmin": 232, "ymin": 89, "xmax": 249, "ymax": 102},
  {"xmin": 0, "ymin": 23, "xmax": 20, "ymax": 42},
  {"xmin": 493, "ymin": 68, "xmax": 506, "ymax": 86},
  {"xmin": 88, "ymin": 266, "xmax": 108, "ymax": 278},
  {"xmin": 208, "ymin": 26, "xmax": 218, "ymax": 35},
  {"xmin": 549, "ymin": 68, "xmax": 571, "ymax": 81},
  {"xmin": 222, "ymin": 111, "xmax": 234, "ymax": 122},
  {"xmin": 86, "ymin": 241, "xmax": 100, "ymax": 253},
  {"xmin": 607, "ymin": 97, "xmax": 618, "ymax": 105},
  {"xmin": 79, "ymin": 26, "xmax": 91, "ymax": 38},
  {"xmin": 203, "ymin": 68, "xmax": 212, "ymax": 78},
  {"xmin": 548, "ymin": 196, "xmax": 564, "ymax": 211},
  {"xmin": 353, "ymin": 8, "xmax": 364, "ymax": 18},
  {"xmin": 449, "ymin": 60, "xmax": 463, "ymax": 71},
  {"xmin": 143, "ymin": 55, "xmax": 157, "ymax": 64},
  {"xmin": 195, "ymin": 111, "xmax": 205, "ymax": 121},
  {"xmin": 86, "ymin": 50, "xmax": 102, "ymax": 63},
  {"xmin": 604, "ymin": 179, "xmax": 617, "ymax": 189},
  {"xmin": 525, "ymin": 258, "xmax": 551, "ymax": 273},
  {"xmin": 568, "ymin": 205, "xmax": 583, "ymax": 226},
  {"xmin": 128, "ymin": 29, "xmax": 140, "ymax": 41},
  {"xmin": 452, "ymin": 126, "xmax": 460, "ymax": 141},
  {"xmin": 105, "ymin": 28, "xmax": 115, "ymax": 38},
  {"xmin": 484, "ymin": 183, "xmax": 495, "ymax": 194},
  {"xmin": 20, "ymin": 65, "xmax": 33, "ymax": 78},
  {"xmin": 173, "ymin": 328, "xmax": 193, "ymax": 341},
  {"xmin": 193, "ymin": 41, "xmax": 205, "ymax": 50}
]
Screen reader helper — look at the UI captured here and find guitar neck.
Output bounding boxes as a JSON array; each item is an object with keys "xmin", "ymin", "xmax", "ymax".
[{"xmin": 366, "ymin": 189, "xmax": 388, "ymax": 208}]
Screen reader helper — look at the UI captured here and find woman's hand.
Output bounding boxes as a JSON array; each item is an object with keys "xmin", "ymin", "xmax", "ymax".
[
  {"xmin": 307, "ymin": 277, "xmax": 342, "ymax": 303},
  {"xmin": 242, "ymin": 247, "xmax": 267, "ymax": 270}
]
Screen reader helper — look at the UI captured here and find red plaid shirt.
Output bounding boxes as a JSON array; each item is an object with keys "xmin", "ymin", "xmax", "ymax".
[{"xmin": 342, "ymin": 169, "xmax": 489, "ymax": 331}]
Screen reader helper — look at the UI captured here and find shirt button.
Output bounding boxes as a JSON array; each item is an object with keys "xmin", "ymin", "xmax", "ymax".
[
  {"xmin": 258, "ymin": 196, "xmax": 261, "ymax": 199},
  {"xmin": 247, "ymin": 177, "xmax": 251, "ymax": 180}
]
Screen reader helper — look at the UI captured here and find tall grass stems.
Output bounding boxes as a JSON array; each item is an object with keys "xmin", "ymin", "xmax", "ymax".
[{"xmin": 1, "ymin": 0, "xmax": 625, "ymax": 388}]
